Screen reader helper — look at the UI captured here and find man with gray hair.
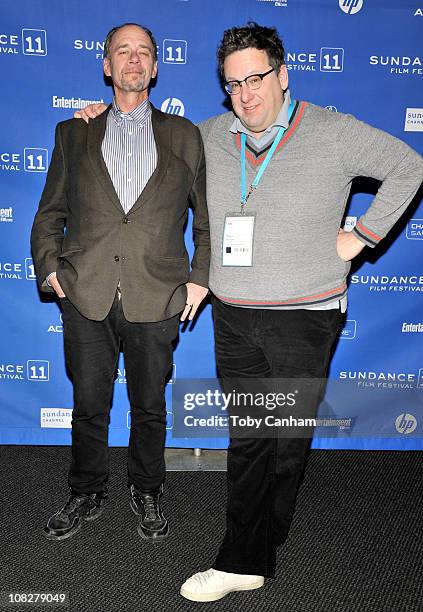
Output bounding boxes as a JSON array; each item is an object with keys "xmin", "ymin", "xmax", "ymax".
[{"xmin": 31, "ymin": 23, "xmax": 209, "ymax": 543}]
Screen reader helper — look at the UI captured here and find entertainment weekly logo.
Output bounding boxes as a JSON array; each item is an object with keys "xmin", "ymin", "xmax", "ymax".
[
  {"xmin": 286, "ymin": 48, "xmax": 344, "ymax": 73},
  {"xmin": 0, "ymin": 29, "xmax": 47, "ymax": 56},
  {"xmin": 350, "ymin": 274, "xmax": 423, "ymax": 294},
  {"xmin": 73, "ymin": 37, "xmax": 188, "ymax": 64},
  {"xmin": 0, "ymin": 206, "xmax": 13, "ymax": 223},
  {"xmin": 255, "ymin": 0, "xmax": 288, "ymax": 7},
  {"xmin": 52, "ymin": 96, "xmax": 104, "ymax": 110}
]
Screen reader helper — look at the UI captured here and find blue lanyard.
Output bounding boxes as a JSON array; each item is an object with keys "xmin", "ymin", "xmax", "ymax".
[{"xmin": 240, "ymin": 100, "xmax": 295, "ymax": 212}]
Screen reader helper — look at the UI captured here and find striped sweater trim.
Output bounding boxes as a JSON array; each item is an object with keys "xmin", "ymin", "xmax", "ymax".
[
  {"xmin": 354, "ymin": 221, "xmax": 382, "ymax": 245},
  {"xmin": 215, "ymin": 283, "xmax": 347, "ymax": 307},
  {"xmin": 235, "ymin": 101, "xmax": 307, "ymax": 167}
]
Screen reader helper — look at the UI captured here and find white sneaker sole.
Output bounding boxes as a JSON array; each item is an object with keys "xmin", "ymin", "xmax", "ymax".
[{"xmin": 180, "ymin": 578, "xmax": 264, "ymax": 602}]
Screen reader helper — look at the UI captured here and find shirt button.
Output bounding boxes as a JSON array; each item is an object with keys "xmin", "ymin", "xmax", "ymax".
[
  {"xmin": 128, "ymin": 152, "xmax": 132, "ymax": 157},
  {"xmin": 127, "ymin": 177, "xmax": 132, "ymax": 182},
  {"xmin": 114, "ymin": 255, "xmax": 120, "ymax": 262},
  {"xmin": 122, "ymin": 218, "xmax": 128, "ymax": 224}
]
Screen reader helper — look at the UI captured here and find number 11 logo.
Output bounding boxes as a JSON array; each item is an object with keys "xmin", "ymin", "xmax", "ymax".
[
  {"xmin": 22, "ymin": 29, "xmax": 47, "ymax": 56},
  {"xmin": 27, "ymin": 360, "xmax": 50, "ymax": 382},
  {"xmin": 320, "ymin": 48, "xmax": 344, "ymax": 72},
  {"xmin": 162, "ymin": 40, "xmax": 187, "ymax": 64},
  {"xmin": 24, "ymin": 148, "xmax": 48, "ymax": 173}
]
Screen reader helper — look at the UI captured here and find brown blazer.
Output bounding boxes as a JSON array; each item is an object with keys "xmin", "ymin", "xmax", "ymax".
[{"xmin": 31, "ymin": 105, "xmax": 210, "ymax": 322}]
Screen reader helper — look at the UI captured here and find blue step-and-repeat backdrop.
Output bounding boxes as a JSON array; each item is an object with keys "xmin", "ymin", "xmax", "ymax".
[{"xmin": 0, "ymin": 0, "xmax": 422, "ymax": 450}]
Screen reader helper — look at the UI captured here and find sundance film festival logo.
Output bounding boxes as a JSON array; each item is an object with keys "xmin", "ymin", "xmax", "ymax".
[
  {"xmin": 0, "ymin": 360, "xmax": 49, "ymax": 381},
  {"xmin": 0, "ymin": 29, "xmax": 47, "ymax": 56},
  {"xmin": 339, "ymin": 0, "xmax": 363, "ymax": 15},
  {"xmin": 0, "ymin": 258, "xmax": 36, "ymax": 281},
  {"xmin": 74, "ymin": 38, "xmax": 104, "ymax": 59},
  {"xmin": 339, "ymin": 369, "xmax": 423, "ymax": 390},
  {"xmin": 351, "ymin": 274, "xmax": 423, "ymax": 294},
  {"xmin": 161, "ymin": 97, "xmax": 185, "ymax": 116},
  {"xmin": 370, "ymin": 55, "xmax": 422, "ymax": 76},
  {"xmin": 404, "ymin": 108, "xmax": 423, "ymax": 132},
  {"xmin": 395, "ymin": 413, "xmax": 417, "ymax": 435},
  {"xmin": 286, "ymin": 48, "xmax": 344, "ymax": 72}
]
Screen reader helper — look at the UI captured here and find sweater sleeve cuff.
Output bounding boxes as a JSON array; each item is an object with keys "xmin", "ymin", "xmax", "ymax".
[{"xmin": 352, "ymin": 220, "xmax": 383, "ymax": 248}]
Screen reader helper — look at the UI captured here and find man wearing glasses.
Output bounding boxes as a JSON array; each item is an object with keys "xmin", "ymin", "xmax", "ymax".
[
  {"xmin": 76, "ymin": 22, "xmax": 422, "ymax": 602},
  {"xmin": 179, "ymin": 22, "xmax": 422, "ymax": 601}
]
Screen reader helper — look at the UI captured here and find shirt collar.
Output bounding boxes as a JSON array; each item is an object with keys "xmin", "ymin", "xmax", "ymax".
[
  {"xmin": 229, "ymin": 89, "xmax": 292, "ymax": 137},
  {"xmin": 111, "ymin": 97, "xmax": 152, "ymax": 128}
]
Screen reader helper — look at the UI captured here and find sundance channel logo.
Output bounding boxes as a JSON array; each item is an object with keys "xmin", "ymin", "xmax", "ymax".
[{"xmin": 40, "ymin": 408, "xmax": 72, "ymax": 429}]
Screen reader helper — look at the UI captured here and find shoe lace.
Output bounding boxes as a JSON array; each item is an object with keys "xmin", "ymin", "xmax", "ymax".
[
  {"xmin": 57, "ymin": 494, "xmax": 88, "ymax": 520},
  {"xmin": 194, "ymin": 569, "xmax": 216, "ymax": 586},
  {"xmin": 142, "ymin": 494, "xmax": 159, "ymax": 521}
]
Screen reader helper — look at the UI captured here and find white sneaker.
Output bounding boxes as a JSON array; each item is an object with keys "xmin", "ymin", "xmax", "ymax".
[{"xmin": 180, "ymin": 568, "xmax": 265, "ymax": 602}]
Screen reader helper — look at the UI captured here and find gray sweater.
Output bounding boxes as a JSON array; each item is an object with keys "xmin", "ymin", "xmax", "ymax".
[{"xmin": 199, "ymin": 102, "xmax": 423, "ymax": 308}]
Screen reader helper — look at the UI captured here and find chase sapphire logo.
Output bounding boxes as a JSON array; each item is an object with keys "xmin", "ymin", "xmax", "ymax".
[
  {"xmin": 406, "ymin": 219, "xmax": 423, "ymax": 240},
  {"xmin": 341, "ymin": 319, "xmax": 357, "ymax": 340},
  {"xmin": 339, "ymin": 0, "xmax": 363, "ymax": 15}
]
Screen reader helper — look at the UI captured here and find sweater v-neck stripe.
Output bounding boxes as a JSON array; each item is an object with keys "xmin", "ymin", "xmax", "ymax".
[{"xmin": 235, "ymin": 101, "xmax": 307, "ymax": 168}]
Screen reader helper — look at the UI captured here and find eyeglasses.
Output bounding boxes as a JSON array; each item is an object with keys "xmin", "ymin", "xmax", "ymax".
[{"xmin": 224, "ymin": 68, "xmax": 275, "ymax": 95}]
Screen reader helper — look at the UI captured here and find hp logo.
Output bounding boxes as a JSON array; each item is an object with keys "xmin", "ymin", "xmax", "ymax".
[
  {"xmin": 161, "ymin": 98, "xmax": 185, "ymax": 116},
  {"xmin": 395, "ymin": 413, "xmax": 417, "ymax": 435},
  {"xmin": 339, "ymin": 0, "xmax": 363, "ymax": 15}
]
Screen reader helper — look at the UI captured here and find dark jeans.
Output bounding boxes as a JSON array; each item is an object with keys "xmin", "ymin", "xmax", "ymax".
[
  {"xmin": 61, "ymin": 295, "xmax": 179, "ymax": 495},
  {"xmin": 211, "ymin": 296, "xmax": 343, "ymax": 578}
]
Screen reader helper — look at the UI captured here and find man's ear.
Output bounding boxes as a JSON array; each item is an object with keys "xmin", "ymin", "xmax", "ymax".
[
  {"xmin": 152, "ymin": 60, "xmax": 158, "ymax": 80},
  {"xmin": 277, "ymin": 65, "xmax": 289, "ymax": 91},
  {"xmin": 103, "ymin": 57, "xmax": 111, "ymax": 78}
]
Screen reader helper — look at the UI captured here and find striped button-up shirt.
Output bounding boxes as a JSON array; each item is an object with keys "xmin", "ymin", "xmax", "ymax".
[{"xmin": 102, "ymin": 98, "xmax": 157, "ymax": 214}]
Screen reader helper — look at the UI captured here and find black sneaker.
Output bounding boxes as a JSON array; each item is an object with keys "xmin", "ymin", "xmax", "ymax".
[
  {"xmin": 43, "ymin": 490, "xmax": 107, "ymax": 541},
  {"xmin": 129, "ymin": 484, "xmax": 169, "ymax": 541}
]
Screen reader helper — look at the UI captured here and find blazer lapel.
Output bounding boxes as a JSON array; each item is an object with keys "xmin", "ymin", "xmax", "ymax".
[
  {"xmin": 129, "ymin": 106, "xmax": 171, "ymax": 214},
  {"xmin": 87, "ymin": 105, "xmax": 125, "ymax": 214}
]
